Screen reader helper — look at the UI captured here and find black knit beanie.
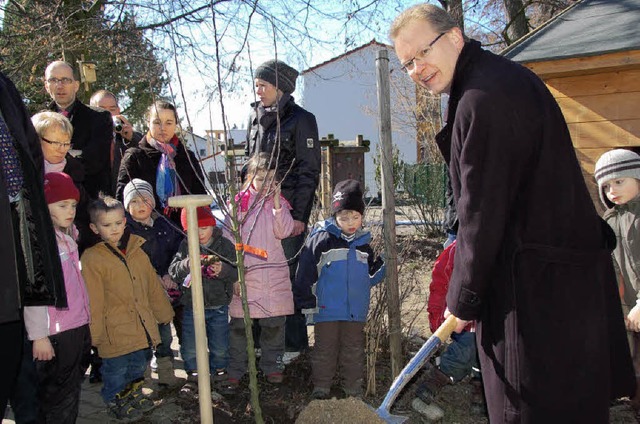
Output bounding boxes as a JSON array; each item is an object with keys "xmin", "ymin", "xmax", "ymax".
[
  {"xmin": 254, "ymin": 60, "xmax": 299, "ymax": 94},
  {"xmin": 332, "ymin": 179, "xmax": 365, "ymax": 215}
]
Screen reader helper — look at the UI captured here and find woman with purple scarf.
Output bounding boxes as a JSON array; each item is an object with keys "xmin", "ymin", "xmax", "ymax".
[{"xmin": 116, "ymin": 101, "xmax": 206, "ymax": 228}]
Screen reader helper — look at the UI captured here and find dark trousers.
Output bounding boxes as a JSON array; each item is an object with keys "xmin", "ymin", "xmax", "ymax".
[
  {"xmin": 10, "ymin": 325, "xmax": 91, "ymax": 424},
  {"xmin": 0, "ymin": 320, "xmax": 23, "ymax": 419},
  {"xmin": 173, "ymin": 304, "xmax": 184, "ymax": 346},
  {"xmin": 10, "ymin": 332, "xmax": 39, "ymax": 423},
  {"xmin": 228, "ymin": 316, "xmax": 285, "ymax": 380},
  {"xmin": 312, "ymin": 321, "xmax": 365, "ymax": 392},
  {"xmin": 36, "ymin": 325, "xmax": 91, "ymax": 424},
  {"xmin": 282, "ymin": 234, "xmax": 308, "ymax": 352}
]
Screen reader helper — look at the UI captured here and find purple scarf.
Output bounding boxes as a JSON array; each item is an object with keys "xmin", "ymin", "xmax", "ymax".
[{"xmin": 147, "ymin": 134, "xmax": 180, "ymax": 208}]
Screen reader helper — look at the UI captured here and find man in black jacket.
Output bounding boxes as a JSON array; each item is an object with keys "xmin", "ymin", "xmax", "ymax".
[
  {"xmin": 90, "ymin": 89, "xmax": 143, "ymax": 193},
  {"xmin": 45, "ymin": 61, "xmax": 113, "ymax": 197},
  {"xmin": 0, "ymin": 71, "xmax": 66, "ymax": 418},
  {"xmin": 246, "ymin": 59, "xmax": 320, "ymax": 358},
  {"xmin": 391, "ymin": 3, "xmax": 634, "ymax": 423}
]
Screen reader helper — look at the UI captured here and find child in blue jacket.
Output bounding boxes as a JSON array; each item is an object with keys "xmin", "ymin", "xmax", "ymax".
[{"xmin": 294, "ymin": 179, "xmax": 385, "ymax": 399}]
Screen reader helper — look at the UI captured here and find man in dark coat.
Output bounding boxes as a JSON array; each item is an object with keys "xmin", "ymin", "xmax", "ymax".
[
  {"xmin": 245, "ymin": 59, "xmax": 320, "ymax": 356},
  {"xmin": 0, "ymin": 71, "xmax": 66, "ymax": 417},
  {"xmin": 90, "ymin": 89, "xmax": 143, "ymax": 193},
  {"xmin": 391, "ymin": 4, "xmax": 635, "ymax": 422},
  {"xmin": 45, "ymin": 61, "xmax": 113, "ymax": 198}
]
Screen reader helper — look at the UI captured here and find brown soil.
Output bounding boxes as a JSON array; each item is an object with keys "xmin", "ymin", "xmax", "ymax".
[{"xmin": 295, "ymin": 398, "xmax": 385, "ymax": 424}]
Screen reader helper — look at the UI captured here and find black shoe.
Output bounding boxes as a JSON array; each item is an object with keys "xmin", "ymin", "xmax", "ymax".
[
  {"xmin": 218, "ymin": 378, "xmax": 239, "ymax": 396},
  {"xmin": 311, "ymin": 387, "xmax": 330, "ymax": 400}
]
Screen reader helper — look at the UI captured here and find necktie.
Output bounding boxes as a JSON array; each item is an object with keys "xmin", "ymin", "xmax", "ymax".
[
  {"xmin": 0, "ymin": 115, "xmax": 25, "ymax": 198},
  {"xmin": 61, "ymin": 109, "xmax": 69, "ymax": 118}
]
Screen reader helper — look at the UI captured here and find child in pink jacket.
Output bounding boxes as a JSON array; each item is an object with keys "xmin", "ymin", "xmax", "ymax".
[
  {"xmin": 23, "ymin": 172, "xmax": 91, "ymax": 422},
  {"xmin": 223, "ymin": 153, "xmax": 295, "ymax": 392}
]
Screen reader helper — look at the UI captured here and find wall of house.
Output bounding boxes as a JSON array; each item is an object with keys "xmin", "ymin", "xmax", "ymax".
[
  {"xmin": 300, "ymin": 44, "xmax": 417, "ymax": 198},
  {"xmin": 540, "ymin": 64, "xmax": 640, "ymax": 211}
]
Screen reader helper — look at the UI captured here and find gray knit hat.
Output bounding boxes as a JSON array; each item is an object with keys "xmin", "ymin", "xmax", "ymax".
[
  {"xmin": 594, "ymin": 149, "xmax": 640, "ymax": 207},
  {"xmin": 123, "ymin": 178, "xmax": 156, "ymax": 210},
  {"xmin": 254, "ymin": 60, "xmax": 299, "ymax": 94}
]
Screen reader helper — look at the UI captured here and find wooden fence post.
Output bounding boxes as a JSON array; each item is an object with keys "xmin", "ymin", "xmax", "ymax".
[{"xmin": 376, "ymin": 48, "xmax": 402, "ymax": 378}]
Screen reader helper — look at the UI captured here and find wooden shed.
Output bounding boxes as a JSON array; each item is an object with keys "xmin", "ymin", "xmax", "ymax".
[{"xmin": 502, "ymin": 0, "xmax": 640, "ymax": 211}]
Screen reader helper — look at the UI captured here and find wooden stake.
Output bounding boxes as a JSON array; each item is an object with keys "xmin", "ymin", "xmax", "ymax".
[
  {"xmin": 376, "ymin": 49, "xmax": 403, "ymax": 378},
  {"xmin": 168, "ymin": 194, "xmax": 215, "ymax": 424}
]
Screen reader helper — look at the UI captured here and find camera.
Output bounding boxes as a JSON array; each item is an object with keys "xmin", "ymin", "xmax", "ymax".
[{"xmin": 112, "ymin": 117, "xmax": 123, "ymax": 132}]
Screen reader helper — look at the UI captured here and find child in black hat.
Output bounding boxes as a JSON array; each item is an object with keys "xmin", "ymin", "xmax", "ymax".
[{"xmin": 293, "ymin": 179, "xmax": 385, "ymax": 399}]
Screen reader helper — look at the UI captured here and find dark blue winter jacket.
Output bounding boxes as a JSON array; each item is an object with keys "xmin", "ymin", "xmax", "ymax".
[
  {"xmin": 293, "ymin": 218, "xmax": 385, "ymax": 323},
  {"xmin": 126, "ymin": 212, "xmax": 183, "ymax": 276}
]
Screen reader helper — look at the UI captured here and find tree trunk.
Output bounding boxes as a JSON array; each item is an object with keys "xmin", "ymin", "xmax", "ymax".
[{"xmin": 503, "ymin": 0, "xmax": 529, "ymax": 45}]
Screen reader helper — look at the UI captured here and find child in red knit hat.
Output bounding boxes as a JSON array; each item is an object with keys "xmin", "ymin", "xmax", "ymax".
[
  {"xmin": 22, "ymin": 172, "xmax": 90, "ymax": 422},
  {"xmin": 169, "ymin": 206, "xmax": 237, "ymax": 396}
]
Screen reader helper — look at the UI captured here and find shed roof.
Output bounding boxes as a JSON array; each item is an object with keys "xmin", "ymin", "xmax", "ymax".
[
  {"xmin": 502, "ymin": 0, "xmax": 640, "ymax": 63},
  {"xmin": 301, "ymin": 39, "xmax": 391, "ymax": 74}
]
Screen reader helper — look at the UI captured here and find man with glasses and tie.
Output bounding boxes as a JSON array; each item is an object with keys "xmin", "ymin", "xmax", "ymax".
[
  {"xmin": 45, "ymin": 61, "xmax": 113, "ymax": 198},
  {"xmin": 391, "ymin": 4, "xmax": 634, "ymax": 423}
]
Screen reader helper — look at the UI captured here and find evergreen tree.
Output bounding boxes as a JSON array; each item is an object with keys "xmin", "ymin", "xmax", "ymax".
[{"xmin": 0, "ymin": 0, "xmax": 166, "ymax": 125}]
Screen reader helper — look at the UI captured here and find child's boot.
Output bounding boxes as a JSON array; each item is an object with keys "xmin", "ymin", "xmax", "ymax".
[
  {"xmin": 107, "ymin": 386, "xmax": 142, "ymax": 422},
  {"xmin": 415, "ymin": 363, "xmax": 452, "ymax": 404},
  {"xmin": 179, "ymin": 372, "xmax": 199, "ymax": 398},
  {"xmin": 311, "ymin": 387, "xmax": 330, "ymax": 400},
  {"xmin": 156, "ymin": 356, "xmax": 180, "ymax": 387},
  {"xmin": 128, "ymin": 378, "xmax": 156, "ymax": 413},
  {"xmin": 212, "ymin": 368, "xmax": 228, "ymax": 383},
  {"xmin": 412, "ymin": 364, "xmax": 451, "ymax": 420}
]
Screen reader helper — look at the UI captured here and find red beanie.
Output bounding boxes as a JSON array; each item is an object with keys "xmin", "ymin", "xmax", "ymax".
[
  {"xmin": 181, "ymin": 206, "xmax": 216, "ymax": 231},
  {"xmin": 44, "ymin": 172, "xmax": 80, "ymax": 204}
]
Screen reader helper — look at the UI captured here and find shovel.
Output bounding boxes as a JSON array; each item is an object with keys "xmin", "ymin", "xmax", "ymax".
[{"xmin": 375, "ymin": 314, "xmax": 458, "ymax": 423}]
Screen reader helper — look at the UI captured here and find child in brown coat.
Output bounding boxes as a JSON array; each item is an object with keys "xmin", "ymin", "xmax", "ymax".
[{"xmin": 82, "ymin": 194, "xmax": 174, "ymax": 421}]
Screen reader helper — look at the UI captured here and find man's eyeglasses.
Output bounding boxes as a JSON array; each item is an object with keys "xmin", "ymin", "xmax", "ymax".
[
  {"xmin": 42, "ymin": 137, "xmax": 72, "ymax": 149},
  {"xmin": 46, "ymin": 77, "xmax": 74, "ymax": 86},
  {"xmin": 401, "ymin": 32, "xmax": 447, "ymax": 74}
]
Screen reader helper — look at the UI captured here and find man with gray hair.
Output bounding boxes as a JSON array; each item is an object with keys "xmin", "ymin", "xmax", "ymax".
[
  {"xmin": 390, "ymin": 3, "xmax": 634, "ymax": 422},
  {"xmin": 45, "ymin": 61, "xmax": 113, "ymax": 197}
]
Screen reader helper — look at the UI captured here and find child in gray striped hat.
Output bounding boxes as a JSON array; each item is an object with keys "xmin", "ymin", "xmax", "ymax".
[
  {"xmin": 595, "ymin": 148, "xmax": 640, "ymax": 415},
  {"xmin": 123, "ymin": 178, "xmax": 184, "ymax": 387}
]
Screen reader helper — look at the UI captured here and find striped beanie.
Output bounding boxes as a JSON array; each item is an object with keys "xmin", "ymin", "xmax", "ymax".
[
  {"xmin": 594, "ymin": 149, "xmax": 640, "ymax": 207},
  {"xmin": 123, "ymin": 178, "xmax": 156, "ymax": 210}
]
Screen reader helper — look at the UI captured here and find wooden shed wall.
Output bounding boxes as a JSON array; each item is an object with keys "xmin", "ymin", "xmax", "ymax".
[{"xmin": 537, "ymin": 65, "xmax": 640, "ymax": 212}]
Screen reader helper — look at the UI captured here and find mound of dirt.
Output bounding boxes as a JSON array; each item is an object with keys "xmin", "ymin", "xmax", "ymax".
[{"xmin": 295, "ymin": 397, "xmax": 385, "ymax": 424}]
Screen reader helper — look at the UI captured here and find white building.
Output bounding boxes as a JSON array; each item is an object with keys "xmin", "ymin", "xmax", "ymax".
[
  {"xmin": 181, "ymin": 128, "xmax": 245, "ymax": 193},
  {"xmin": 300, "ymin": 39, "xmax": 418, "ymax": 197}
]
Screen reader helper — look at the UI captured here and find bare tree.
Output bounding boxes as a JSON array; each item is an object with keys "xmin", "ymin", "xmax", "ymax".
[{"xmin": 502, "ymin": 0, "xmax": 529, "ymax": 45}]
